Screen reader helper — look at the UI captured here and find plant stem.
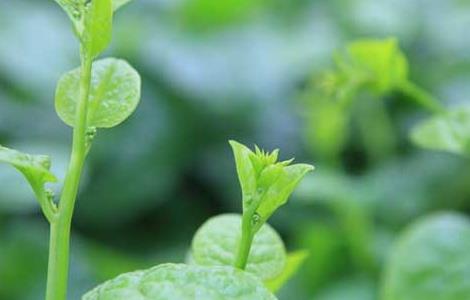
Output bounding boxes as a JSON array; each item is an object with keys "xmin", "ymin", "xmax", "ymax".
[
  {"xmin": 45, "ymin": 49, "xmax": 92, "ymax": 300},
  {"xmin": 234, "ymin": 211, "xmax": 255, "ymax": 270},
  {"xmin": 398, "ymin": 81, "xmax": 445, "ymax": 114}
]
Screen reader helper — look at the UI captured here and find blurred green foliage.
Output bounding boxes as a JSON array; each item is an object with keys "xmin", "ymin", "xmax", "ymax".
[{"xmin": 1, "ymin": 0, "xmax": 470, "ymax": 299}]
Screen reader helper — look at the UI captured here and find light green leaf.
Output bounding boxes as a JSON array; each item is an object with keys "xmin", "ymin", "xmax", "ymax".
[
  {"xmin": 229, "ymin": 140, "xmax": 314, "ymax": 221},
  {"xmin": 257, "ymin": 163, "xmax": 314, "ymax": 222},
  {"xmin": 265, "ymin": 250, "xmax": 309, "ymax": 293},
  {"xmin": 113, "ymin": 0, "xmax": 134, "ymax": 11},
  {"xmin": 82, "ymin": 263, "xmax": 277, "ymax": 300},
  {"xmin": 53, "ymin": 0, "xmax": 84, "ymax": 32},
  {"xmin": 83, "ymin": 0, "xmax": 113, "ymax": 58},
  {"xmin": 0, "ymin": 145, "xmax": 57, "ymax": 186},
  {"xmin": 337, "ymin": 38, "xmax": 408, "ymax": 93},
  {"xmin": 381, "ymin": 213, "xmax": 470, "ymax": 300},
  {"xmin": 0, "ymin": 145, "xmax": 57, "ymax": 220},
  {"xmin": 55, "ymin": 57, "xmax": 141, "ymax": 128},
  {"xmin": 229, "ymin": 140, "xmax": 257, "ymax": 207},
  {"xmin": 191, "ymin": 214, "xmax": 286, "ymax": 281},
  {"xmin": 411, "ymin": 106, "xmax": 470, "ymax": 155}
]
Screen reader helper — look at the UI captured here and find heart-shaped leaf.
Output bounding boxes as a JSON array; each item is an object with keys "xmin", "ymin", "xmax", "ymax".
[
  {"xmin": 82, "ymin": 263, "xmax": 277, "ymax": 300},
  {"xmin": 191, "ymin": 214, "xmax": 286, "ymax": 281},
  {"xmin": 55, "ymin": 57, "xmax": 141, "ymax": 128},
  {"xmin": 411, "ymin": 106, "xmax": 470, "ymax": 155},
  {"xmin": 381, "ymin": 213, "xmax": 470, "ymax": 300},
  {"xmin": 83, "ymin": 0, "xmax": 113, "ymax": 58}
]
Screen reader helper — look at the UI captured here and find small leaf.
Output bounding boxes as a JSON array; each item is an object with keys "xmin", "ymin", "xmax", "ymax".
[
  {"xmin": 411, "ymin": 106, "xmax": 470, "ymax": 155},
  {"xmin": 55, "ymin": 58, "xmax": 141, "ymax": 128},
  {"xmin": 265, "ymin": 250, "xmax": 309, "ymax": 293},
  {"xmin": 339, "ymin": 38, "xmax": 408, "ymax": 93},
  {"xmin": 0, "ymin": 145, "xmax": 57, "ymax": 186},
  {"xmin": 229, "ymin": 140, "xmax": 257, "ymax": 207},
  {"xmin": 191, "ymin": 214, "xmax": 286, "ymax": 281},
  {"xmin": 83, "ymin": 0, "xmax": 113, "ymax": 58},
  {"xmin": 381, "ymin": 213, "xmax": 470, "ymax": 300},
  {"xmin": 113, "ymin": 0, "xmax": 134, "ymax": 11},
  {"xmin": 82, "ymin": 263, "xmax": 277, "ymax": 300},
  {"xmin": 257, "ymin": 163, "xmax": 314, "ymax": 222},
  {"xmin": 54, "ymin": 0, "xmax": 85, "ymax": 31}
]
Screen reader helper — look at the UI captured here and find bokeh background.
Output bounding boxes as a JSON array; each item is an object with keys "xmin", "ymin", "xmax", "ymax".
[{"xmin": 1, "ymin": 0, "xmax": 470, "ymax": 299}]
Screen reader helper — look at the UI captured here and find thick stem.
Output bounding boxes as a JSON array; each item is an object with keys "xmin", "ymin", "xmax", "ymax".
[
  {"xmin": 45, "ymin": 50, "xmax": 92, "ymax": 300},
  {"xmin": 234, "ymin": 210, "xmax": 255, "ymax": 270}
]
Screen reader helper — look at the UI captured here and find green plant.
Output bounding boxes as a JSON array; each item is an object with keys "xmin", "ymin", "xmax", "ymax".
[
  {"xmin": 301, "ymin": 38, "xmax": 445, "ymax": 163},
  {"xmin": 83, "ymin": 141, "xmax": 313, "ymax": 299},
  {"xmin": 0, "ymin": 0, "xmax": 140, "ymax": 299}
]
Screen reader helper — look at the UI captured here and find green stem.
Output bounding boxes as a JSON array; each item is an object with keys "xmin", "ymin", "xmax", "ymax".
[
  {"xmin": 234, "ymin": 210, "xmax": 255, "ymax": 270},
  {"xmin": 45, "ymin": 49, "xmax": 92, "ymax": 300},
  {"xmin": 398, "ymin": 81, "xmax": 446, "ymax": 114}
]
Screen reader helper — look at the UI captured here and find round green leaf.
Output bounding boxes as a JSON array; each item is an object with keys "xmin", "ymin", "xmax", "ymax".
[
  {"xmin": 82, "ymin": 263, "xmax": 276, "ymax": 300},
  {"xmin": 381, "ymin": 213, "xmax": 470, "ymax": 300},
  {"xmin": 55, "ymin": 57, "xmax": 141, "ymax": 128},
  {"xmin": 191, "ymin": 214, "xmax": 286, "ymax": 280}
]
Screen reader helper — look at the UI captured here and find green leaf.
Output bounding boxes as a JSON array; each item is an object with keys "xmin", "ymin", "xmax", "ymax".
[
  {"xmin": 113, "ymin": 0, "xmax": 134, "ymax": 11},
  {"xmin": 338, "ymin": 38, "xmax": 408, "ymax": 93},
  {"xmin": 229, "ymin": 140, "xmax": 257, "ymax": 207},
  {"xmin": 54, "ymin": 0, "xmax": 85, "ymax": 32},
  {"xmin": 256, "ymin": 163, "xmax": 313, "ymax": 222},
  {"xmin": 55, "ymin": 57, "xmax": 141, "ymax": 128},
  {"xmin": 264, "ymin": 250, "xmax": 309, "ymax": 293},
  {"xmin": 0, "ymin": 145, "xmax": 57, "ymax": 220},
  {"xmin": 0, "ymin": 145, "xmax": 57, "ymax": 187},
  {"xmin": 82, "ymin": 263, "xmax": 277, "ymax": 300},
  {"xmin": 411, "ymin": 106, "xmax": 470, "ymax": 155},
  {"xmin": 83, "ymin": 0, "xmax": 113, "ymax": 58},
  {"xmin": 191, "ymin": 214, "xmax": 286, "ymax": 281},
  {"xmin": 381, "ymin": 213, "xmax": 470, "ymax": 300},
  {"xmin": 229, "ymin": 140, "xmax": 314, "ymax": 222}
]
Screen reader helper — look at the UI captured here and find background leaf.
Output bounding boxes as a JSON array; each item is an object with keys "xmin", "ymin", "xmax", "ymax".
[
  {"xmin": 381, "ymin": 212, "xmax": 470, "ymax": 300},
  {"xmin": 82, "ymin": 263, "xmax": 277, "ymax": 300},
  {"xmin": 191, "ymin": 214, "xmax": 287, "ymax": 280},
  {"xmin": 113, "ymin": 0, "xmax": 134, "ymax": 11},
  {"xmin": 55, "ymin": 58, "xmax": 141, "ymax": 128},
  {"xmin": 265, "ymin": 250, "xmax": 309, "ymax": 293},
  {"xmin": 411, "ymin": 106, "xmax": 470, "ymax": 155}
]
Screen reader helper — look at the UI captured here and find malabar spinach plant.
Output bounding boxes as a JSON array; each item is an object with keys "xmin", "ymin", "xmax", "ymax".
[
  {"xmin": 0, "ymin": 0, "xmax": 140, "ymax": 299},
  {"xmin": 82, "ymin": 141, "xmax": 313, "ymax": 299},
  {"xmin": 301, "ymin": 38, "xmax": 445, "ymax": 163}
]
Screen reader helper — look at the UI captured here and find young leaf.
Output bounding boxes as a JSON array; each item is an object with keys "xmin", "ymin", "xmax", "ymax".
[
  {"xmin": 0, "ymin": 145, "xmax": 57, "ymax": 187},
  {"xmin": 55, "ymin": 58, "xmax": 141, "ymax": 128},
  {"xmin": 265, "ymin": 250, "xmax": 309, "ymax": 293},
  {"xmin": 82, "ymin": 263, "xmax": 277, "ymax": 300},
  {"xmin": 411, "ymin": 106, "xmax": 470, "ymax": 155},
  {"xmin": 229, "ymin": 140, "xmax": 314, "ymax": 222},
  {"xmin": 191, "ymin": 214, "xmax": 287, "ymax": 281},
  {"xmin": 381, "ymin": 213, "xmax": 470, "ymax": 300},
  {"xmin": 0, "ymin": 145, "xmax": 57, "ymax": 221},
  {"xmin": 337, "ymin": 38, "xmax": 408, "ymax": 93},
  {"xmin": 54, "ymin": 0, "xmax": 85, "ymax": 32},
  {"xmin": 83, "ymin": 0, "xmax": 113, "ymax": 58}
]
